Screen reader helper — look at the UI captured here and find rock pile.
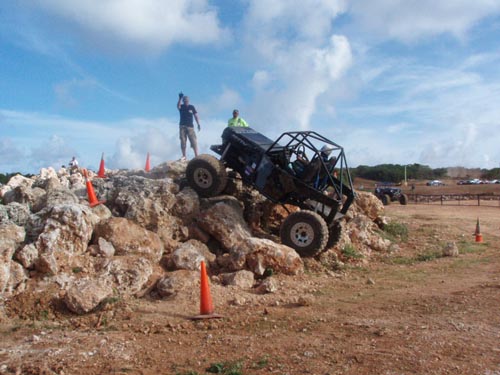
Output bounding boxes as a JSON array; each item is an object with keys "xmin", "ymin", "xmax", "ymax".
[{"xmin": 0, "ymin": 162, "xmax": 389, "ymax": 315}]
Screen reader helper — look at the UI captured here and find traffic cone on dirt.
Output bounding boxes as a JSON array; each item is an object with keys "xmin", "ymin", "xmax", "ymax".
[
  {"xmin": 145, "ymin": 152, "xmax": 151, "ymax": 172},
  {"xmin": 474, "ymin": 218, "xmax": 483, "ymax": 243},
  {"xmin": 83, "ymin": 169, "xmax": 106, "ymax": 207},
  {"xmin": 191, "ymin": 261, "xmax": 222, "ymax": 320},
  {"xmin": 97, "ymin": 152, "xmax": 106, "ymax": 178}
]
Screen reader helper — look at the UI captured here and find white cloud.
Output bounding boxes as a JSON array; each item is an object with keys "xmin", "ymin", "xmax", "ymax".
[
  {"xmin": 243, "ymin": 0, "xmax": 352, "ymax": 131},
  {"xmin": 198, "ymin": 87, "xmax": 243, "ymax": 117},
  {"xmin": 31, "ymin": 0, "xmax": 229, "ymax": 52},
  {"xmin": 0, "ymin": 138, "xmax": 25, "ymax": 173},
  {"xmin": 29, "ymin": 135, "xmax": 78, "ymax": 171},
  {"xmin": 349, "ymin": 0, "xmax": 500, "ymax": 42}
]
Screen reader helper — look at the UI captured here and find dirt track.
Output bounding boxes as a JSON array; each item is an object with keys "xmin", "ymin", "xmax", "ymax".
[{"xmin": 1, "ymin": 203, "xmax": 500, "ymax": 375}]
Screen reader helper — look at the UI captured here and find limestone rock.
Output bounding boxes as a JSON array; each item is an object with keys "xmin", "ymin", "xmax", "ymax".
[
  {"xmin": 354, "ymin": 191, "xmax": 385, "ymax": 221},
  {"xmin": 197, "ymin": 201, "xmax": 251, "ymax": 250},
  {"xmin": 35, "ymin": 204, "xmax": 96, "ymax": 274},
  {"xmin": 15, "ymin": 244, "xmax": 39, "ymax": 269},
  {"xmin": 442, "ymin": 242, "xmax": 459, "ymax": 257},
  {"xmin": 100, "ymin": 256, "xmax": 153, "ymax": 295},
  {"xmin": 0, "ymin": 202, "xmax": 31, "ymax": 226},
  {"xmin": 93, "ymin": 217, "xmax": 163, "ymax": 262},
  {"xmin": 256, "ymin": 277, "xmax": 278, "ymax": 294},
  {"xmin": 64, "ymin": 278, "xmax": 113, "ymax": 314},
  {"xmin": 220, "ymin": 270, "xmax": 254, "ymax": 289},
  {"xmin": 172, "ymin": 188, "xmax": 199, "ymax": 223},
  {"xmin": 156, "ymin": 270, "xmax": 198, "ymax": 298},
  {"xmin": 0, "ymin": 224, "xmax": 26, "ymax": 293},
  {"xmin": 231, "ymin": 237, "xmax": 304, "ymax": 276},
  {"xmin": 171, "ymin": 240, "xmax": 216, "ymax": 271}
]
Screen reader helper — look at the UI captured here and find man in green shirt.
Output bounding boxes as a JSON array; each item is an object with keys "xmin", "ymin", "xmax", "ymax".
[{"xmin": 227, "ymin": 109, "xmax": 249, "ymax": 127}]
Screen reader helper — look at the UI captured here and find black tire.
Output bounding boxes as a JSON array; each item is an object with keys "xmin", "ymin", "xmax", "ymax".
[
  {"xmin": 326, "ymin": 222, "xmax": 342, "ymax": 249},
  {"xmin": 381, "ymin": 194, "xmax": 391, "ymax": 206},
  {"xmin": 399, "ymin": 194, "xmax": 408, "ymax": 205},
  {"xmin": 186, "ymin": 154, "xmax": 227, "ymax": 197},
  {"xmin": 280, "ymin": 210, "xmax": 328, "ymax": 257}
]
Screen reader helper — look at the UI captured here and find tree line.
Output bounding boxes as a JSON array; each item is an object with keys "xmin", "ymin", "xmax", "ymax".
[{"xmin": 350, "ymin": 164, "xmax": 474, "ymax": 183}]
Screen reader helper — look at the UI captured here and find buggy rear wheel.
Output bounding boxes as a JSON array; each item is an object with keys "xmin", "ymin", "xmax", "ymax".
[
  {"xmin": 186, "ymin": 154, "xmax": 227, "ymax": 197},
  {"xmin": 280, "ymin": 210, "xmax": 328, "ymax": 257},
  {"xmin": 381, "ymin": 194, "xmax": 391, "ymax": 206},
  {"xmin": 399, "ymin": 193, "xmax": 408, "ymax": 205}
]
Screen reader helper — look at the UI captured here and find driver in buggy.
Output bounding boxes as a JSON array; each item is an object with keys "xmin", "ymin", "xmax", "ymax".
[{"xmin": 291, "ymin": 145, "xmax": 336, "ymax": 189}]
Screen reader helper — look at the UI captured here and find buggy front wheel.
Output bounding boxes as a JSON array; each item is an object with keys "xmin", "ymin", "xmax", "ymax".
[
  {"xmin": 186, "ymin": 154, "xmax": 227, "ymax": 197},
  {"xmin": 280, "ymin": 210, "xmax": 328, "ymax": 257}
]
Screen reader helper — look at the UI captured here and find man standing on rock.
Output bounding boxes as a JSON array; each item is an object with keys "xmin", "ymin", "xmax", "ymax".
[{"xmin": 177, "ymin": 92, "xmax": 201, "ymax": 161}]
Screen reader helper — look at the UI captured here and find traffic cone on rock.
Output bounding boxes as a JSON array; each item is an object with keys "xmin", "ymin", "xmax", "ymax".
[
  {"xmin": 145, "ymin": 152, "xmax": 151, "ymax": 172},
  {"xmin": 474, "ymin": 218, "xmax": 483, "ymax": 243},
  {"xmin": 191, "ymin": 261, "xmax": 222, "ymax": 320},
  {"xmin": 83, "ymin": 169, "xmax": 106, "ymax": 207},
  {"xmin": 97, "ymin": 153, "xmax": 106, "ymax": 178}
]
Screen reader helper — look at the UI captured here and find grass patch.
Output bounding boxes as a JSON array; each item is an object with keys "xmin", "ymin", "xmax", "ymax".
[
  {"xmin": 72, "ymin": 267, "xmax": 83, "ymax": 274},
  {"xmin": 457, "ymin": 240, "xmax": 486, "ymax": 255},
  {"xmin": 341, "ymin": 245, "xmax": 363, "ymax": 260},
  {"xmin": 206, "ymin": 360, "xmax": 243, "ymax": 375},
  {"xmin": 415, "ymin": 249, "xmax": 443, "ymax": 262},
  {"xmin": 383, "ymin": 222, "xmax": 409, "ymax": 242},
  {"xmin": 252, "ymin": 356, "xmax": 269, "ymax": 370},
  {"xmin": 383, "ymin": 255, "xmax": 415, "ymax": 265}
]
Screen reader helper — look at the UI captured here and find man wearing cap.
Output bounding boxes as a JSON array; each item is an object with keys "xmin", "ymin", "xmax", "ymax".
[
  {"xmin": 227, "ymin": 109, "xmax": 249, "ymax": 127},
  {"xmin": 177, "ymin": 92, "xmax": 201, "ymax": 161}
]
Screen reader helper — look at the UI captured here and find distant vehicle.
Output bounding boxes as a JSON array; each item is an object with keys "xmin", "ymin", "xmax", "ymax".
[
  {"xmin": 374, "ymin": 186, "xmax": 408, "ymax": 206},
  {"xmin": 426, "ymin": 180, "xmax": 444, "ymax": 186},
  {"xmin": 468, "ymin": 179, "xmax": 482, "ymax": 184}
]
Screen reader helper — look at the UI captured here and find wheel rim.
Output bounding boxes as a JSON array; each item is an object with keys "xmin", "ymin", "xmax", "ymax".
[
  {"xmin": 289, "ymin": 222, "xmax": 315, "ymax": 247},
  {"xmin": 193, "ymin": 167, "xmax": 213, "ymax": 188}
]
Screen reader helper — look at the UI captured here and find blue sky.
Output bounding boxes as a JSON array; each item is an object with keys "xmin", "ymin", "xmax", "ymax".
[{"xmin": 1, "ymin": 0, "xmax": 500, "ymax": 174}]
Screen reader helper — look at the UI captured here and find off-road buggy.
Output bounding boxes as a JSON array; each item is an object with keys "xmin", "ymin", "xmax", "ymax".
[
  {"xmin": 374, "ymin": 186, "xmax": 408, "ymax": 206},
  {"xmin": 186, "ymin": 127, "xmax": 355, "ymax": 256}
]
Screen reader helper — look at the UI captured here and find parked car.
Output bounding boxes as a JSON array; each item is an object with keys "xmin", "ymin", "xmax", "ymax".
[{"xmin": 426, "ymin": 180, "xmax": 444, "ymax": 186}]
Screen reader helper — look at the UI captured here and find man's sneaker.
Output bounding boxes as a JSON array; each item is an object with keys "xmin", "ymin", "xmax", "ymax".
[{"xmin": 180, "ymin": 156, "xmax": 187, "ymax": 162}]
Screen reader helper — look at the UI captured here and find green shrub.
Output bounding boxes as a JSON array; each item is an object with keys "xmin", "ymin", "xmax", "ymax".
[
  {"xmin": 341, "ymin": 245, "xmax": 363, "ymax": 260},
  {"xmin": 383, "ymin": 222, "xmax": 409, "ymax": 242}
]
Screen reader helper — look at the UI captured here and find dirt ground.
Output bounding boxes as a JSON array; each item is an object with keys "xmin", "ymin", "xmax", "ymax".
[{"xmin": 1, "ymin": 203, "xmax": 500, "ymax": 375}]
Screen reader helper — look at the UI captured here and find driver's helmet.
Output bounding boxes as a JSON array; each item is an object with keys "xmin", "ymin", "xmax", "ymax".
[{"xmin": 320, "ymin": 145, "xmax": 334, "ymax": 156}]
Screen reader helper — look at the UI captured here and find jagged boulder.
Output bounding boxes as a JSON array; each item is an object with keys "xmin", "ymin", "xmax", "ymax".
[
  {"xmin": 64, "ymin": 278, "xmax": 114, "ymax": 314},
  {"xmin": 0, "ymin": 202, "xmax": 31, "ymax": 226},
  {"xmin": 156, "ymin": 270, "xmax": 198, "ymax": 298},
  {"xmin": 0, "ymin": 224, "xmax": 26, "ymax": 294},
  {"xmin": 354, "ymin": 191, "xmax": 385, "ymax": 221},
  {"xmin": 35, "ymin": 204, "xmax": 97, "ymax": 274},
  {"xmin": 220, "ymin": 270, "xmax": 254, "ymax": 289},
  {"xmin": 170, "ymin": 239, "xmax": 216, "ymax": 271},
  {"xmin": 171, "ymin": 187, "xmax": 200, "ymax": 223},
  {"xmin": 245, "ymin": 238, "xmax": 304, "ymax": 275},
  {"xmin": 93, "ymin": 217, "xmax": 163, "ymax": 262},
  {"xmin": 15, "ymin": 243, "xmax": 38, "ymax": 269},
  {"xmin": 3, "ymin": 185, "xmax": 46, "ymax": 209},
  {"xmin": 99, "ymin": 256, "xmax": 153, "ymax": 296},
  {"xmin": 197, "ymin": 200, "xmax": 252, "ymax": 250}
]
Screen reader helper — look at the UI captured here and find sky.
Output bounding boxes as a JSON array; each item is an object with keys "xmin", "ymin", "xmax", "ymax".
[{"xmin": 1, "ymin": 0, "xmax": 500, "ymax": 174}]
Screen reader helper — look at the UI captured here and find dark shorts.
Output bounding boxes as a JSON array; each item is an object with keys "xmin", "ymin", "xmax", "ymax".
[{"xmin": 179, "ymin": 126, "xmax": 197, "ymax": 149}]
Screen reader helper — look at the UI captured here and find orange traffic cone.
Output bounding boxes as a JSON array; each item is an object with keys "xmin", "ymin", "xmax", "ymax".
[
  {"xmin": 83, "ymin": 169, "xmax": 106, "ymax": 207},
  {"xmin": 97, "ymin": 153, "xmax": 106, "ymax": 178},
  {"xmin": 145, "ymin": 152, "xmax": 151, "ymax": 172},
  {"xmin": 191, "ymin": 261, "xmax": 222, "ymax": 320},
  {"xmin": 474, "ymin": 218, "xmax": 483, "ymax": 243}
]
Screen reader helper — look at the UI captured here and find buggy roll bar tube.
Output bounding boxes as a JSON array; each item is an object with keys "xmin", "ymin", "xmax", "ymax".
[{"xmin": 266, "ymin": 131, "xmax": 355, "ymax": 213}]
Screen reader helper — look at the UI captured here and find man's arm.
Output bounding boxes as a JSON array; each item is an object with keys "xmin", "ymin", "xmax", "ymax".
[
  {"xmin": 194, "ymin": 113, "xmax": 201, "ymax": 131},
  {"xmin": 177, "ymin": 97, "xmax": 182, "ymax": 110}
]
